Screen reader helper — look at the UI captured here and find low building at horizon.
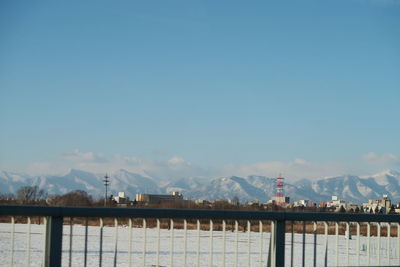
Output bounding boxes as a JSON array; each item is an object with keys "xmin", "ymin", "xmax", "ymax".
[
  {"xmin": 293, "ymin": 199, "xmax": 315, "ymax": 208},
  {"xmin": 136, "ymin": 191, "xmax": 183, "ymax": 204},
  {"xmin": 362, "ymin": 194, "xmax": 391, "ymax": 214},
  {"xmin": 346, "ymin": 203, "xmax": 360, "ymax": 212},
  {"xmin": 195, "ymin": 199, "xmax": 210, "ymax": 205},
  {"xmin": 271, "ymin": 196, "xmax": 290, "ymax": 206},
  {"xmin": 247, "ymin": 199, "xmax": 260, "ymax": 206},
  {"xmin": 112, "ymin": 192, "xmax": 131, "ymax": 205},
  {"xmin": 327, "ymin": 195, "xmax": 346, "ymax": 211}
]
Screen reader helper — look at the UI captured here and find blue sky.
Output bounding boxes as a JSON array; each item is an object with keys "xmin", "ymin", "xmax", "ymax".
[{"xmin": 1, "ymin": 0, "xmax": 399, "ymax": 179}]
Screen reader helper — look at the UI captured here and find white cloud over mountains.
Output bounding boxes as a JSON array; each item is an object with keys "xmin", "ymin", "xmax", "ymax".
[
  {"xmin": 19, "ymin": 149, "xmax": 400, "ymax": 181},
  {"xmin": 26, "ymin": 149, "xmax": 213, "ymax": 180},
  {"xmin": 61, "ymin": 149, "xmax": 108, "ymax": 163},
  {"xmin": 221, "ymin": 158, "xmax": 351, "ymax": 180},
  {"xmin": 362, "ymin": 152, "xmax": 400, "ymax": 166}
]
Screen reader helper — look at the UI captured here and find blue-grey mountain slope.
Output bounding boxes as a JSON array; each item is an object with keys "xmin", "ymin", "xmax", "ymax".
[
  {"xmin": 1, "ymin": 169, "xmax": 400, "ymax": 204},
  {"xmin": 0, "ymin": 169, "xmax": 160, "ymax": 198}
]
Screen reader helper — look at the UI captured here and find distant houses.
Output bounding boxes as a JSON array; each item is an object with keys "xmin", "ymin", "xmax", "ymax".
[
  {"xmin": 108, "ymin": 189, "xmax": 398, "ymax": 215},
  {"xmin": 327, "ymin": 195, "xmax": 347, "ymax": 211},
  {"xmin": 112, "ymin": 192, "xmax": 130, "ymax": 205},
  {"xmin": 111, "ymin": 191, "xmax": 185, "ymax": 206},
  {"xmin": 293, "ymin": 199, "xmax": 315, "ymax": 208},
  {"xmin": 362, "ymin": 194, "xmax": 392, "ymax": 214}
]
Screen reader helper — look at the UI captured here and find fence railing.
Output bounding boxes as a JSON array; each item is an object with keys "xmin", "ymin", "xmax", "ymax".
[{"xmin": 1, "ymin": 205, "xmax": 400, "ymax": 267}]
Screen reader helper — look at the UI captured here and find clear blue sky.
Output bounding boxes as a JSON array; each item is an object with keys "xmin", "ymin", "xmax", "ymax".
[{"xmin": 1, "ymin": 0, "xmax": 399, "ymax": 178}]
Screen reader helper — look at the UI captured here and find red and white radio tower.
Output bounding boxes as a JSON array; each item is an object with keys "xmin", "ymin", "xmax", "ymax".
[
  {"xmin": 271, "ymin": 173, "xmax": 289, "ymax": 205},
  {"xmin": 276, "ymin": 173, "xmax": 284, "ymax": 198}
]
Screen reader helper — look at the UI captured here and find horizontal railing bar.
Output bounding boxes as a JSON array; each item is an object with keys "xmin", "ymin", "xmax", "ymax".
[{"xmin": 1, "ymin": 206, "xmax": 400, "ymax": 222}]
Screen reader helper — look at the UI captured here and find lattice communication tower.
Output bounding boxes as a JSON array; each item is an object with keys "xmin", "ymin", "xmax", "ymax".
[{"xmin": 103, "ymin": 174, "xmax": 110, "ymax": 206}]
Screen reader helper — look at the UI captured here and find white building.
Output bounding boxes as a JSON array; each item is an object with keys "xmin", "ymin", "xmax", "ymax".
[
  {"xmin": 136, "ymin": 192, "xmax": 183, "ymax": 204},
  {"xmin": 293, "ymin": 199, "xmax": 315, "ymax": 208},
  {"xmin": 327, "ymin": 195, "xmax": 346, "ymax": 210},
  {"xmin": 362, "ymin": 195, "xmax": 391, "ymax": 214},
  {"xmin": 112, "ymin": 192, "xmax": 130, "ymax": 204}
]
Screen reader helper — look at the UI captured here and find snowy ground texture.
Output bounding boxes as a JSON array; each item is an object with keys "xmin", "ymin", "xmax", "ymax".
[{"xmin": 1, "ymin": 222, "xmax": 400, "ymax": 266}]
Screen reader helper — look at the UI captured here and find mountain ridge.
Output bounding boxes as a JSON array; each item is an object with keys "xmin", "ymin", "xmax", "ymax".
[{"xmin": 1, "ymin": 169, "xmax": 400, "ymax": 204}]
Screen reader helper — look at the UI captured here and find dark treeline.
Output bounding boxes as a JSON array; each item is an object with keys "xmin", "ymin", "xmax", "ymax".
[
  {"xmin": 0, "ymin": 185, "xmax": 340, "ymax": 213},
  {"xmin": 5, "ymin": 186, "xmax": 392, "ymax": 215},
  {"xmin": 0, "ymin": 186, "xmax": 104, "ymax": 207}
]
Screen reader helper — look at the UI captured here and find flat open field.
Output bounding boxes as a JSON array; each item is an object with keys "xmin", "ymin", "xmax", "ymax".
[{"xmin": 1, "ymin": 222, "xmax": 399, "ymax": 266}]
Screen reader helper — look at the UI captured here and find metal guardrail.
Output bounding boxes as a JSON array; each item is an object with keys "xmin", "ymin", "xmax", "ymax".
[{"xmin": 1, "ymin": 206, "xmax": 400, "ymax": 266}]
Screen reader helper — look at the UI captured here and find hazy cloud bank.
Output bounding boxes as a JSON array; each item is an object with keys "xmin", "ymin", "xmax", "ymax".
[{"xmin": 17, "ymin": 149, "xmax": 400, "ymax": 181}]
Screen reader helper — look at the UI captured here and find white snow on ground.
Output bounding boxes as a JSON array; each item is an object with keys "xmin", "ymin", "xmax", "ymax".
[{"xmin": 1, "ymin": 222, "xmax": 399, "ymax": 266}]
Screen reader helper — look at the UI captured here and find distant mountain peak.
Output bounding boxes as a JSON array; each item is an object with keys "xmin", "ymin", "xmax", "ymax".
[
  {"xmin": 2, "ymin": 169, "xmax": 400, "ymax": 203},
  {"xmin": 66, "ymin": 168, "xmax": 93, "ymax": 176},
  {"xmin": 379, "ymin": 169, "xmax": 400, "ymax": 177},
  {"xmin": 364, "ymin": 169, "xmax": 400, "ymax": 179}
]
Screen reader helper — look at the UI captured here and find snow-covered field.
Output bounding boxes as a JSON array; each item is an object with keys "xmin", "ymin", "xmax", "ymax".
[{"xmin": 1, "ymin": 222, "xmax": 399, "ymax": 266}]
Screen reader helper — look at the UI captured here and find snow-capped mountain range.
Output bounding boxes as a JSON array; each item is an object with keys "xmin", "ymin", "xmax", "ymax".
[{"xmin": 1, "ymin": 169, "xmax": 400, "ymax": 204}]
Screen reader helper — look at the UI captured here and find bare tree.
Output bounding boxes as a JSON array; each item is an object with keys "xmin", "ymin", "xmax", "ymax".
[
  {"xmin": 0, "ymin": 193, "xmax": 15, "ymax": 200},
  {"xmin": 47, "ymin": 190, "xmax": 93, "ymax": 206},
  {"xmin": 16, "ymin": 186, "xmax": 47, "ymax": 204},
  {"xmin": 354, "ymin": 206, "xmax": 360, "ymax": 213},
  {"xmin": 338, "ymin": 205, "xmax": 346, "ymax": 213}
]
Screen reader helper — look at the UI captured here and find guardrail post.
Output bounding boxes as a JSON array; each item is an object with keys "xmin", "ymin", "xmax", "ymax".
[
  {"xmin": 275, "ymin": 220, "xmax": 285, "ymax": 267},
  {"xmin": 44, "ymin": 216, "xmax": 63, "ymax": 267}
]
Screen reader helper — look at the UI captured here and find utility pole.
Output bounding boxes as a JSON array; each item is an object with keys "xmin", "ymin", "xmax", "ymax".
[{"xmin": 103, "ymin": 174, "xmax": 110, "ymax": 207}]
